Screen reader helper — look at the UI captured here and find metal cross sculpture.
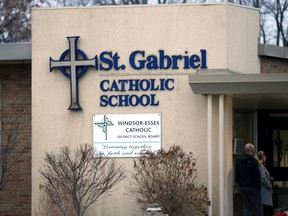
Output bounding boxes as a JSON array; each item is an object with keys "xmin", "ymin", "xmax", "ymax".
[{"xmin": 49, "ymin": 36, "xmax": 97, "ymax": 110}]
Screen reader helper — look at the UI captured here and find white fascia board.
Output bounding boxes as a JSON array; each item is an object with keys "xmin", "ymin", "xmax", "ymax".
[
  {"xmin": 189, "ymin": 73, "xmax": 288, "ymax": 94},
  {"xmin": 0, "ymin": 43, "xmax": 31, "ymax": 61}
]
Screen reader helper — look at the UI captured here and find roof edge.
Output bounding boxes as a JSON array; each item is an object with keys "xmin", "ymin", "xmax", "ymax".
[
  {"xmin": 0, "ymin": 43, "xmax": 31, "ymax": 62},
  {"xmin": 189, "ymin": 72, "xmax": 288, "ymax": 94},
  {"xmin": 258, "ymin": 44, "xmax": 288, "ymax": 59}
]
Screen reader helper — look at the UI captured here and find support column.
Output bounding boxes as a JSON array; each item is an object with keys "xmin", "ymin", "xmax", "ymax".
[
  {"xmin": 207, "ymin": 94, "xmax": 213, "ymax": 216},
  {"xmin": 219, "ymin": 95, "xmax": 225, "ymax": 216}
]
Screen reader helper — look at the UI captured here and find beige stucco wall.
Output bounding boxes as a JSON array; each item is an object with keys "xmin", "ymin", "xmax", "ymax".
[
  {"xmin": 32, "ymin": 3, "xmax": 259, "ymax": 216},
  {"xmin": 227, "ymin": 6, "xmax": 260, "ymax": 74}
]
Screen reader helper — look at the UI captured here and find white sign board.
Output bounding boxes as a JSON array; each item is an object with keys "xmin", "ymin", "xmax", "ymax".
[{"xmin": 93, "ymin": 113, "xmax": 162, "ymax": 157}]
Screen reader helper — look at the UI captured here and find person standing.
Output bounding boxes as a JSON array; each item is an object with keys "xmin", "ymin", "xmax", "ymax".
[
  {"xmin": 236, "ymin": 143, "xmax": 263, "ymax": 216},
  {"xmin": 256, "ymin": 151, "xmax": 274, "ymax": 216}
]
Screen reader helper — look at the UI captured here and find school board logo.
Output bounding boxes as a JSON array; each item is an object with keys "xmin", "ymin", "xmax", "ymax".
[
  {"xmin": 49, "ymin": 36, "xmax": 97, "ymax": 110},
  {"xmin": 94, "ymin": 115, "xmax": 114, "ymax": 140}
]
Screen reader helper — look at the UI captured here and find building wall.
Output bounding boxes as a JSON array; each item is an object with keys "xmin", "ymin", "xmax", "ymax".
[
  {"xmin": 227, "ymin": 6, "xmax": 260, "ymax": 74},
  {"xmin": 0, "ymin": 63, "xmax": 31, "ymax": 216},
  {"xmin": 32, "ymin": 3, "xmax": 259, "ymax": 215},
  {"xmin": 260, "ymin": 56, "xmax": 288, "ymax": 73}
]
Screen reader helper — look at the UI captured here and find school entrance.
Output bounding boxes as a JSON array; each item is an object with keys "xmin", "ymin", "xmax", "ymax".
[
  {"xmin": 233, "ymin": 108, "xmax": 288, "ymax": 215},
  {"xmin": 258, "ymin": 111, "xmax": 288, "ymax": 210},
  {"xmin": 189, "ymin": 69, "xmax": 288, "ymax": 215}
]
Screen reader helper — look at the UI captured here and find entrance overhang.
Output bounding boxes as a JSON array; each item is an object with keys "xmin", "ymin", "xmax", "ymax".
[{"xmin": 189, "ymin": 72, "xmax": 288, "ymax": 109}]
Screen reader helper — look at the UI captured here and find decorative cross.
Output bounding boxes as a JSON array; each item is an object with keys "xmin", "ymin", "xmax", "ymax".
[
  {"xmin": 49, "ymin": 36, "xmax": 97, "ymax": 110},
  {"xmin": 94, "ymin": 115, "xmax": 114, "ymax": 140}
]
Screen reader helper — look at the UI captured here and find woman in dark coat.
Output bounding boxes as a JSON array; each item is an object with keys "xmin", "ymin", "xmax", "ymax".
[{"xmin": 256, "ymin": 151, "xmax": 274, "ymax": 216}]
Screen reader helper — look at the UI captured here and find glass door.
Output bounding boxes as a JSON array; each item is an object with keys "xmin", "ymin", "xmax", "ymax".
[
  {"xmin": 258, "ymin": 112, "xmax": 288, "ymax": 210},
  {"xmin": 233, "ymin": 111, "xmax": 255, "ymax": 216}
]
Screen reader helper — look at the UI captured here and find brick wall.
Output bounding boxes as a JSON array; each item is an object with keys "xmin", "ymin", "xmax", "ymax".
[
  {"xmin": 0, "ymin": 63, "xmax": 31, "ymax": 216},
  {"xmin": 260, "ymin": 56, "xmax": 288, "ymax": 73}
]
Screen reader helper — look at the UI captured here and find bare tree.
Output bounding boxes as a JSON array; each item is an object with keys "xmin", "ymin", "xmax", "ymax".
[
  {"xmin": 38, "ymin": 0, "xmax": 93, "ymax": 6},
  {"xmin": 235, "ymin": 0, "xmax": 288, "ymax": 46},
  {"xmin": 263, "ymin": 0, "xmax": 288, "ymax": 46},
  {"xmin": 0, "ymin": 0, "xmax": 287, "ymax": 46},
  {"xmin": 1, "ymin": 0, "xmax": 288, "ymax": 46},
  {"xmin": 0, "ymin": 0, "xmax": 38, "ymax": 42},
  {"xmin": 0, "ymin": 113, "xmax": 22, "ymax": 191},
  {"xmin": 35, "ymin": 184, "xmax": 75, "ymax": 216},
  {"xmin": 39, "ymin": 144, "xmax": 126, "ymax": 216},
  {"xmin": 39, "ymin": 0, "xmax": 207, "ymax": 6},
  {"xmin": 130, "ymin": 145, "xmax": 210, "ymax": 216}
]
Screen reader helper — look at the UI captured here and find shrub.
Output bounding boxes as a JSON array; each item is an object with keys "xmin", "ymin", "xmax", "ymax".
[
  {"xmin": 130, "ymin": 145, "xmax": 210, "ymax": 216},
  {"xmin": 39, "ymin": 144, "xmax": 126, "ymax": 216}
]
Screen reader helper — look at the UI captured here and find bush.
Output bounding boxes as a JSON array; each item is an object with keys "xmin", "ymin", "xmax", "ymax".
[
  {"xmin": 39, "ymin": 144, "xmax": 126, "ymax": 216},
  {"xmin": 130, "ymin": 145, "xmax": 210, "ymax": 216}
]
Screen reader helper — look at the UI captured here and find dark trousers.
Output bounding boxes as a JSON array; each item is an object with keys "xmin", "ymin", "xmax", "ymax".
[
  {"xmin": 263, "ymin": 204, "xmax": 274, "ymax": 216},
  {"xmin": 240, "ymin": 187, "xmax": 263, "ymax": 216}
]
